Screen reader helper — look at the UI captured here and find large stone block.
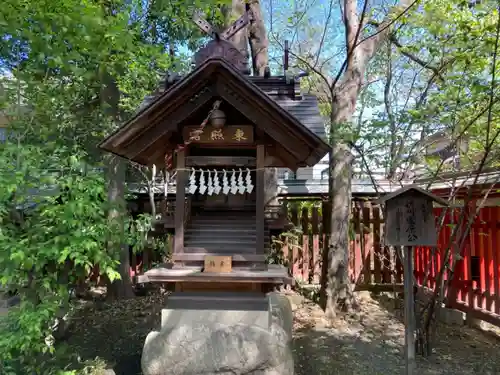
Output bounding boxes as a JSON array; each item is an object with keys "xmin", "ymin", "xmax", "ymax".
[
  {"xmin": 141, "ymin": 292, "xmax": 294, "ymax": 375},
  {"xmin": 268, "ymin": 292, "xmax": 293, "ymax": 343},
  {"xmin": 161, "ymin": 292, "xmax": 269, "ymax": 330},
  {"xmin": 437, "ymin": 306, "xmax": 465, "ymax": 326}
]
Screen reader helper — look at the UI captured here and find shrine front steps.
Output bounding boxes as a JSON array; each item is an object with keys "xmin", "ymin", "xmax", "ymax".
[
  {"xmin": 185, "ymin": 209, "xmax": 271, "ymax": 253},
  {"xmin": 183, "ymin": 233, "xmax": 270, "ymax": 250}
]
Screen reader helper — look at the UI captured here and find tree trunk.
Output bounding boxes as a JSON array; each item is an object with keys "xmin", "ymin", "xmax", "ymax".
[
  {"xmin": 247, "ymin": 0, "xmax": 270, "ymax": 76},
  {"xmin": 320, "ymin": 68, "xmax": 362, "ymax": 316},
  {"xmin": 227, "ymin": 0, "xmax": 249, "ymax": 61},
  {"xmin": 226, "ymin": 0, "xmax": 269, "ymax": 76},
  {"xmin": 106, "ymin": 154, "xmax": 135, "ymax": 300},
  {"xmin": 321, "ymin": 141, "xmax": 354, "ymax": 317},
  {"xmin": 319, "ymin": 0, "xmax": 413, "ymax": 318}
]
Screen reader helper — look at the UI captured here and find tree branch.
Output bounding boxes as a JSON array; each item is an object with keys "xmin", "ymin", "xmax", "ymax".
[
  {"xmin": 357, "ymin": 0, "xmax": 419, "ymax": 63},
  {"xmin": 389, "ymin": 33, "xmax": 448, "ymax": 81}
]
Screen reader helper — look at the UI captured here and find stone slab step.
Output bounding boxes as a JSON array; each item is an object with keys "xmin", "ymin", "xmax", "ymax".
[
  {"xmin": 185, "ymin": 237, "xmax": 268, "ymax": 244},
  {"xmin": 190, "ymin": 218, "xmax": 256, "ymax": 224},
  {"xmin": 183, "ymin": 246, "xmax": 263, "ymax": 253},
  {"xmin": 185, "ymin": 228, "xmax": 257, "ymax": 234}
]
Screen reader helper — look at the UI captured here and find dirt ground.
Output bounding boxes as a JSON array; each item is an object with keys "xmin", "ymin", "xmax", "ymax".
[
  {"xmin": 62, "ymin": 288, "xmax": 500, "ymax": 375},
  {"xmin": 292, "ymin": 291, "xmax": 500, "ymax": 375}
]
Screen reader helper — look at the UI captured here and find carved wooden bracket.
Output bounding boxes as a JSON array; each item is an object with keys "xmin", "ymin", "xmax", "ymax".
[
  {"xmin": 194, "ymin": 40, "xmax": 249, "ymax": 73},
  {"xmin": 192, "ymin": 9, "xmax": 253, "ymax": 74}
]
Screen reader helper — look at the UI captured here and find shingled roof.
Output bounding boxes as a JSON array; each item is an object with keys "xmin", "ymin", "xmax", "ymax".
[
  {"xmin": 100, "ymin": 58, "xmax": 330, "ymax": 168},
  {"xmin": 139, "ymin": 72, "xmax": 327, "ymax": 141}
]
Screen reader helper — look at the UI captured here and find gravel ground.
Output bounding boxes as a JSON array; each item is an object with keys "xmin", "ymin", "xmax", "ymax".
[
  {"xmin": 291, "ymin": 291, "xmax": 500, "ymax": 375},
  {"xmin": 60, "ymin": 288, "xmax": 500, "ymax": 375}
]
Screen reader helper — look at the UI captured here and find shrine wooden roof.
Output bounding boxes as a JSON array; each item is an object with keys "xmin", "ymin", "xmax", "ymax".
[
  {"xmin": 99, "ymin": 58, "xmax": 330, "ymax": 168},
  {"xmin": 139, "ymin": 75, "xmax": 327, "ymax": 140}
]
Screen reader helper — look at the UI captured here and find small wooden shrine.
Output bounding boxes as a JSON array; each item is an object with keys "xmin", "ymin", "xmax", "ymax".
[{"xmin": 99, "ymin": 11, "xmax": 330, "ymax": 294}]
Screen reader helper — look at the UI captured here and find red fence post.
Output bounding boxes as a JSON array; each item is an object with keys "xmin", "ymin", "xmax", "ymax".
[
  {"xmin": 290, "ymin": 205, "xmax": 300, "ymax": 281},
  {"xmin": 352, "ymin": 203, "xmax": 362, "ymax": 284},
  {"xmin": 311, "ymin": 207, "xmax": 321, "ymax": 284},
  {"xmin": 493, "ymin": 206, "xmax": 500, "ymax": 315},
  {"xmin": 360, "ymin": 203, "xmax": 372, "ymax": 285},
  {"xmin": 301, "ymin": 206, "xmax": 310, "ymax": 283},
  {"xmin": 372, "ymin": 206, "xmax": 382, "ymax": 284}
]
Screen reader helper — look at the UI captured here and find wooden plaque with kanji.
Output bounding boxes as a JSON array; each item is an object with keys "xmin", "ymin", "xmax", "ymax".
[
  {"xmin": 183, "ymin": 125, "xmax": 254, "ymax": 144},
  {"xmin": 204, "ymin": 255, "xmax": 232, "ymax": 273},
  {"xmin": 384, "ymin": 193, "xmax": 437, "ymax": 246}
]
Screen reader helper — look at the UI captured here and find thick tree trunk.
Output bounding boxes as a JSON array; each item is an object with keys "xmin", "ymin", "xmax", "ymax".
[
  {"xmin": 226, "ymin": 0, "xmax": 269, "ymax": 76},
  {"xmin": 320, "ymin": 71, "xmax": 362, "ymax": 316},
  {"xmin": 227, "ymin": 0, "xmax": 249, "ymax": 61},
  {"xmin": 247, "ymin": 0, "xmax": 270, "ymax": 76},
  {"xmin": 321, "ymin": 142, "xmax": 354, "ymax": 317},
  {"xmin": 320, "ymin": 0, "xmax": 413, "ymax": 318},
  {"xmin": 264, "ymin": 167, "xmax": 279, "ymax": 206},
  {"xmin": 106, "ymin": 154, "xmax": 135, "ymax": 300}
]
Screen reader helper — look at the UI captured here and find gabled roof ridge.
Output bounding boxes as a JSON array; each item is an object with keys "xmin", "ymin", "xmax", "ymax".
[{"xmin": 100, "ymin": 58, "xmax": 329, "ymax": 167}]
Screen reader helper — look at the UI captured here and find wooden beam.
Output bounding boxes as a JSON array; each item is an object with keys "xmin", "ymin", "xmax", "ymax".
[
  {"xmin": 107, "ymin": 86, "xmax": 199, "ymax": 149},
  {"xmin": 268, "ymin": 143, "xmax": 300, "ymax": 171},
  {"xmin": 215, "ymin": 81, "xmax": 305, "ymax": 163},
  {"xmin": 182, "ymin": 125, "xmax": 254, "ymax": 144},
  {"xmin": 137, "ymin": 274, "xmax": 292, "ymax": 284},
  {"xmin": 174, "ymin": 149, "xmax": 186, "ymax": 256},
  {"xmin": 123, "ymin": 85, "xmax": 216, "ymax": 160},
  {"xmin": 219, "ymin": 69, "xmax": 329, "ymax": 157},
  {"xmin": 143, "ymin": 134, "xmax": 174, "ymax": 166},
  {"xmin": 174, "ymin": 252, "xmax": 266, "ymax": 262},
  {"xmin": 186, "ymin": 156, "xmax": 256, "ymax": 167},
  {"xmin": 256, "ymin": 144, "xmax": 265, "ymax": 257}
]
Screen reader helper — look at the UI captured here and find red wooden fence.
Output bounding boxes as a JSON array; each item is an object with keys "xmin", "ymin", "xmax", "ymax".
[
  {"xmin": 128, "ymin": 199, "xmax": 500, "ymax": 326},
  {"xmin": 277, "ymin": 202, "xmax": 403, "ymax": 286},
  {"xmin": 414, "ymin": 204, "xmax": 500, "ymax": 325},
  {"xmin": 278, "ymin": 200, "xmax": 500, "ymax": 325}
]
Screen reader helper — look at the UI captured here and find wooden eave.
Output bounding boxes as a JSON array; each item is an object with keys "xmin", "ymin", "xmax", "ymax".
[
  {"xmin": 376, "ymin": 185, "xmax": 450, "ymax": 206},
  {"xmin": 98, "ymin": 58, "xmax": 330, "ymax": 167}
]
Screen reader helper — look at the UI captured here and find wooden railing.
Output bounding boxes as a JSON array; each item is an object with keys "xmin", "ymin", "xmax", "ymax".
[
  {"xmin": 264, "ymin": 203, "xmax": 285, "ymax": 220},
  {"xmin": 184, "ymin": 196, "xmax": 192, "ymax": 225},
  {"xmin": 157, "ymin": 198, "xmax": 286, "ymax": 227},
  {"xmin": 264, "ymin": 202, "xmax": 290, "ymax": 230},
  {"xmin": 156, "ymin": 197, "xmax": 191, "ymax": 228},
  {"xmin": 160, "ymin": 200, "xmax": 173, "ymax": 218}
]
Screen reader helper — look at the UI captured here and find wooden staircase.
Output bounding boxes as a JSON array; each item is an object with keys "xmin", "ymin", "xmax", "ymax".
[{"xmin": 184, "ymin": 209, "xmax": 270, "ymax": 255}]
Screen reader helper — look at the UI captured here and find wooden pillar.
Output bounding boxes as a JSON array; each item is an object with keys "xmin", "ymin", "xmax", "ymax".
[
  {"xmin": 174, "ymin": 149, "xmax": 186, "ymax": 255},
  {"xmin": 256, "ymin": 144, "xmax": 265, "ymax": 255}
]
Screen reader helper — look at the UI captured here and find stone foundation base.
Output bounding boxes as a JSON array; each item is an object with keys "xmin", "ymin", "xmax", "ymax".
[{"xmin": 141, "ymin": 292, "xmax": 293, "ymax": 375}]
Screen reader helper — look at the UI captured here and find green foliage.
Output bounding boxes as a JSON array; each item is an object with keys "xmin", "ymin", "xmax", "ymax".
[
  {"xmin": 0, "ymin": 0, "xmax": 227, "ymax": 373},
  {"xmin": 0, "ymin": 149, "xmax": 119, "ymax": 373},
  {"xmin": 268, "ymin": 200, "xmax": 356, "ymax": 272},
  {"xmin": 271, "ymin": 0, "xmax": 500, "ymax": 177},
  {"xmin": 355, "ymin": 0, "xmax": 500, "ymax": 176}
]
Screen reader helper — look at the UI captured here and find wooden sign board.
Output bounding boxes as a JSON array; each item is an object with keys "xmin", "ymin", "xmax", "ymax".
[
  {"xmin": 204, "ymin": 255, "xmax": 232, "ymax": 273},
  {"xmin": 378, "ymin": 185, "xmax": 449, "ymax": 247},
  {"xmin": 183, "ymin": 125, "xmax": 254, "ymax": 144},
  {"xmin": 384, "ymin": 193, "xmax": 437, "ymax": 246}
]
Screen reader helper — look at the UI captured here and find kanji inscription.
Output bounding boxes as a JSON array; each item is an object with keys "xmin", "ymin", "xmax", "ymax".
[
  {"xmin": 183, "ymin": 125, "xmax": 254, "ymax": 144},
  {"xmin": 395, "ymin": 206, "xmax": 403, "ymax": 243},
  {"xmin": 405, "ymin": 199, "xmax": 418, "ymax": 242},
  {"xmin": 232, "ymin": 128, "xmax": 247, "ymax": 141},
  {"xmin": 204, "ymin": 255, "xmax": 232, "ymax": 273},
  {"xmin": 384, "ymin": 194, "xmax": 437, "ymax": 246},
  {"xmin": 210, "ymin": 129, "xmax": 224, "ymax": 140}
]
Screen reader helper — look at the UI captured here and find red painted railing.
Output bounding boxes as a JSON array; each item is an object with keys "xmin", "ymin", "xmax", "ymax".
[
  {"xmin": 414, "ymin": 204, "xmax": 500, "ymax": 325},
  {"xmin": 126, "ymin": 198, "xmax": 500, "ymax": 326}
]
